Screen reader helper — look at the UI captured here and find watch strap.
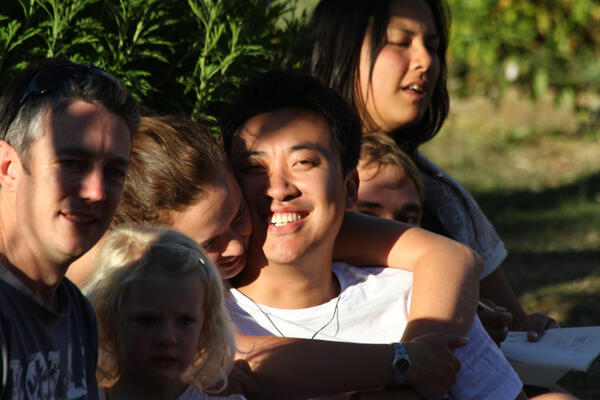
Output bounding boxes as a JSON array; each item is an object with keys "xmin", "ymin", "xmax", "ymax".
[{"xmin": 391, "ymin": 342, "xmax": 411, "ymax": 385}]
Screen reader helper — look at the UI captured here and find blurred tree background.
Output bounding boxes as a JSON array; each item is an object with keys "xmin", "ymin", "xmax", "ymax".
[
  {"xmin": 1, "ymin": 0, "xmax": 600, "ymax": 397},
  {"xmin": 448, "ymin": 0, "xmax": 600, "ymax": 121}
]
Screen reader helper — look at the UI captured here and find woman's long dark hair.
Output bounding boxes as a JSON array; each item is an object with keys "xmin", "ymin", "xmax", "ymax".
[{"xmin": 305, "ymin": 0, "xmax": 450, "ymax": 155}]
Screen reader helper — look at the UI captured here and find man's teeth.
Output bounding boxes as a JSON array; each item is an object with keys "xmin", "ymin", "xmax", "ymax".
[
  {"xmin": 270, "ymin": 213, "xmax": 303, "ymax": 226},
  {"xmin": 408, "ymin": 84, "xmax": 424, "ymax": 92}
]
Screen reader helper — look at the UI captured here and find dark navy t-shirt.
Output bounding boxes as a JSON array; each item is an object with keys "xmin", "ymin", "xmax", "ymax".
[{"xmin": 0, "ymin": 265, "xmax": 98, "ymax": 399}]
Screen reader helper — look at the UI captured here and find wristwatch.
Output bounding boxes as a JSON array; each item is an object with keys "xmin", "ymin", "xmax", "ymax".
[{"xmin": 391, "ymin": 342, "xmax": 411, "ymax": 385}]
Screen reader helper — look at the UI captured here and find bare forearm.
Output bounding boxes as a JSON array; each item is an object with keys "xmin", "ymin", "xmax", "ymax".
[
  {"xmin": 334, "ymin": 211, "xmax": 412, "ymax": 267},
  {"xmin": 235, "ymin": 332, "xmax": 394, "ymax": 399},
  {"xmin": 402, "ymin": 239, "xmax": 481, "ymax": 339},
  {"xmin": 335, "ymin": 212, "xmax": 482, "ymax": 337}
]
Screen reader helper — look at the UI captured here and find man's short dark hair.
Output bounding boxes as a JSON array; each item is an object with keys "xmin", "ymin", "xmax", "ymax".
[
  {"xmin": 0, "ymin": 57, "xmax": 140, "ymax": 168},
  {"xmin": 220, "ymin": 70, "xmax": 362, "ymax": 175}
]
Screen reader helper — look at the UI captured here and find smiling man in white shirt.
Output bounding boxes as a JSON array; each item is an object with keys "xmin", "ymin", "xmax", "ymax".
[{"xmin": 220, "ymin": 70, "xmax": 524, "ymax": 400}]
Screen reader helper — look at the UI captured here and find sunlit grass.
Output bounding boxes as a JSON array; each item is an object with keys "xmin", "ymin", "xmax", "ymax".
[
  {"xmin": 422, "ymin": 92, "xmax": 600, "ymax": 303},
  {"xmin": 423, "ymin": 93, "xmax": 600, "ymax": 398}
]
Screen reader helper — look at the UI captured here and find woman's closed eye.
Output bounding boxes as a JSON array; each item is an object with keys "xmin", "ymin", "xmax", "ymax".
[
  {"xmin": 386, "ymin": 40, "xmax": 410, "ymax": 48},
  {"xmin": 201, "ymin": 237, "xmax": 218, "ymax": 252},
  {"xmin": 233, "ymin": 201, "xmax": 248, "ymax": 225}
]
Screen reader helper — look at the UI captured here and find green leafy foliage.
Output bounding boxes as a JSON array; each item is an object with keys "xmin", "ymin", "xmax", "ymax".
[
  {"xmin": 0, "ymin": 0, "xmax": 305, "ymax": 124},
  {"xmin": 3, "ymin": 0, "xmax": 598, "ymax": 125},
  {"xmin": 447, "ymin": 0, "xmax": 600, "ymax": 112}
]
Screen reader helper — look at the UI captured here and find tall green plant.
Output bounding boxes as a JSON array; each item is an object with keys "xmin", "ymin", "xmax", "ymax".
[
  {"xmin": 0, "ymin": 0, "xmax": 103, "ymax": 85},
  {"xmin": 0, "ymin": 0, "xmax": 41, "ymax": 86},
  {"xmin": 182, "ymin": 0, "xmax": 260, "ymax": 121},
  {"xmin": 0, "ymin": 15, "xmax": 37, "ymax": 76},
  {"xmin": 181, "ymin": 0, "xmax": 304, "ymax": 122},
  {"xmin": 93, "ymin": 0, "xmax": 177, "ymax": 99},
  {"xmin": 0, "ymin": 0, "xmax": 307, "ymax": 124},
  {"xmin": 35, "ymin": 0, "xmax": 101, "ymax": 58}
]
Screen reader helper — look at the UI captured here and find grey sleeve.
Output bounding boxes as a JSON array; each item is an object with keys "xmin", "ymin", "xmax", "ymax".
[{"xmin": 1, "ymin": 317, "xmax": 7, "ymax": 398}]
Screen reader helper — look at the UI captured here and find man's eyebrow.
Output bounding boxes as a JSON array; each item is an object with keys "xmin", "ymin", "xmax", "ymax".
[
  {"xmin": 56, "ymin": 146, "xmax": 130, "ymax": 166},
  {"xmin": 289, "ymin": 143, "xmax": 329, "ymax": 155},
  {"xmin": 110, "ymin": 156, "xmax": 130, "ymax": 167},
  {"xmin": 237, "ymin": 143, "xmax": 329, "ymax": 158},
  {"xmin": 236, "ymin": 150, "xmax": 264, "ymax": 159},
  {"xmin": 356, "ymin": 200, "xmax": 382, "ymax": 209}
]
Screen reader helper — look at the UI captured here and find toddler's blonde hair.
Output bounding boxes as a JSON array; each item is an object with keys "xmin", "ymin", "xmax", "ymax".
[{"xmin": 83, "ymin": 224, "xmax": 236, "ymax": 392}]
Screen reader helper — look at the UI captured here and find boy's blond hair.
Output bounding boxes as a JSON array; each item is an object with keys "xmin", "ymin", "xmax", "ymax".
[{"xmin": 358, "ymin": 132, "xmax": 425, "ymax": 206}]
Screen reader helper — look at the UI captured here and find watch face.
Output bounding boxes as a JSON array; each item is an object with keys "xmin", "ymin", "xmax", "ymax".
[
  {"xmin": 391, "ymin": 342, "xmax": 410, "ymax": 385},
  {"xmin": 394, "ymin": 358, "xmax": 410, "ymax": 374}
]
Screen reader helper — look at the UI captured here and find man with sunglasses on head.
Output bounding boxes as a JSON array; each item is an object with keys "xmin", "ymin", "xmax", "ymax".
[{"xmin": 0, "ymin": 58, "xmax": 139, "ymax": 399}]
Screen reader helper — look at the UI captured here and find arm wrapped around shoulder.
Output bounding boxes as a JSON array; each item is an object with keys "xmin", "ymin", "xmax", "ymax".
[{"xmin": 335, "ymin": 211, "xmax": 482, "ymax": 338}]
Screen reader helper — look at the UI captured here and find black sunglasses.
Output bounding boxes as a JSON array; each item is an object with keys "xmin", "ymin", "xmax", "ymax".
[
  {"xmin": 17, "ymin": 64, "xmax": 113, "ymax": 108},
  {"xmin": 6, "ymin": 64, "xmax": 115, "ymax": 130}
]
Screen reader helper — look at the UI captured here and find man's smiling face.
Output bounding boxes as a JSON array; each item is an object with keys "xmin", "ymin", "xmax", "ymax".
[
  {"xmin": 14, "ymin": 100, "xmax": 131, "ymax": 265},
  {"xmin": 230, "ymin": 108, "xmax": 355, "ymax": 267}
]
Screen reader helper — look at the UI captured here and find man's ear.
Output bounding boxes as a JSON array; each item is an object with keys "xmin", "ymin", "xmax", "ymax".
[
  {"xmin": 344, "ymin": 169, "xmax": 359, "ymax": 210},
  {"xmin": 0, "ymin": 141, "xmax": 20, "ymax": 190}
]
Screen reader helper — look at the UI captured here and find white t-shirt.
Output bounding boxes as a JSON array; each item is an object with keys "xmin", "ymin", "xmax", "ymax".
[
  {"xmin": 416, "ymin": 153, "xmax": 507, "ymax": 279},
  {"xmin": 228, "ymin": 263, "xmax": 522, "ymax": 400}
]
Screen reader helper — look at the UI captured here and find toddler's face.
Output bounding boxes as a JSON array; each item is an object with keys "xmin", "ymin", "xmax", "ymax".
[{"xmin": 118, "ymin": 274, "xmax": 204, "ymax": 389}]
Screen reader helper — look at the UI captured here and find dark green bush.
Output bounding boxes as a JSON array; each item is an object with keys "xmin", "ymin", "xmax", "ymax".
[{"xmin": 0, "ymin": 0, "xmax": 306, "ymax": 124}]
